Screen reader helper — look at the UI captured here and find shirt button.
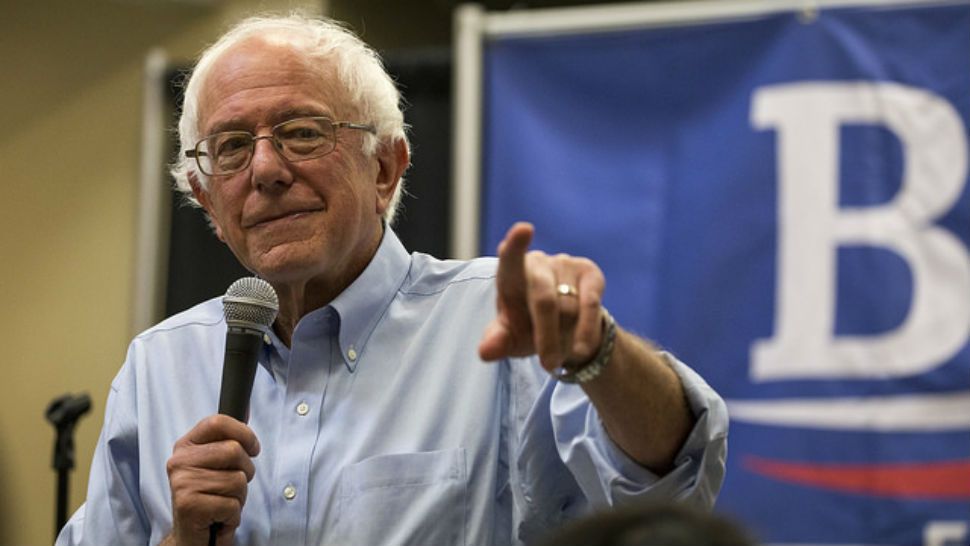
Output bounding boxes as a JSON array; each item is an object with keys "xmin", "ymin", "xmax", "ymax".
[
  {"xmin": 263, "ymin": 333, "xmax": 271, "ymax": 345},
  {"xmin": 347, "ymin": 347, "xmax": 358, "ymax": 361},
  {"xmin": 283, "ymin": 485, "xmax": 297, "ymax": 500},
  {"xmin": 296, "ymin": 402, "xmax": 310, "ymax": 416}
]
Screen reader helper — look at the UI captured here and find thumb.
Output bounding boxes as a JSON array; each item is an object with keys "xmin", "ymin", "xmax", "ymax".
[{"xmin": 478, "ymin": 319, "xmax": 512, "ymax": 361}]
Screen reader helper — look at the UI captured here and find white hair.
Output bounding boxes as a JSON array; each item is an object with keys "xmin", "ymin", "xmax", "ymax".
[{"xmin": 170, "ymin": 13, "xmax": 409, "ymax": 224}]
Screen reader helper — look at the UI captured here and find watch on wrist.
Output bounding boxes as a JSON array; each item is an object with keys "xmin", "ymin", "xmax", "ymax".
[{"xmin": 553, "ymin": 307, "xmax": 617, "ymax": 384}]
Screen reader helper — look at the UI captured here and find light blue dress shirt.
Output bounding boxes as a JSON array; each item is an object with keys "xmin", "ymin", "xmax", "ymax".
[{"xmin": 57, "ymin": 229, "xmax": 728, "ymax": 546}]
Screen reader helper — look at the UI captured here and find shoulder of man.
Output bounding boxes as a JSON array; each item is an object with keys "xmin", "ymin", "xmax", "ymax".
[
  {"xmin": 133, "ymin": 296, "xmax": 225, "ymax": 342},
  {"xmin": 401, "ymin": 252, "xmax": 498, "ymax": 296}
]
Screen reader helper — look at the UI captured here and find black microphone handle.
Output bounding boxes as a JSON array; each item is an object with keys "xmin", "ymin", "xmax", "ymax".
[
  {"xmin": 217, "ymin": 328, "xmax": 263, "ymax": 421},
  {"xmin": 210, "ymin": 328, "xmax": 263, "ymax": 545}
]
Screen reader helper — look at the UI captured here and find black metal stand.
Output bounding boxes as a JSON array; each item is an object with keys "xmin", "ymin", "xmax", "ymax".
[{"xmin": 46, "ymin": 393, "xmax": 92, "ymax": 540}]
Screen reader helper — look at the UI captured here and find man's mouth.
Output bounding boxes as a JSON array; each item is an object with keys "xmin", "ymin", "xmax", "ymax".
[{"xmin": 245, "ymin": 207, "xmax": 323, "ymax": 228}]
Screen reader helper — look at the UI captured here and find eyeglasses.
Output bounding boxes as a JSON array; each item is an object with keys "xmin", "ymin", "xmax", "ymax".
[{"xmin": 186, "ymin": 116, "xmax": 377, "ymax": 176}]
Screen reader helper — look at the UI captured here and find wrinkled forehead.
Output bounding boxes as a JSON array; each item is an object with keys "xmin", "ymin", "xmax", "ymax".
[{"xmin": 196, "ymin": 37, "xmax": 355, "ymax": 134}]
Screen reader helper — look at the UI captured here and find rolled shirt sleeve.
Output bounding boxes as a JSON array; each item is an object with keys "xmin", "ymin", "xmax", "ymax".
[
  {"xmin": 512, "ymin": 351, "xmax": 728, "ymax": 540},
  {"xmin": 555, "ymin": 352, "xmax": 727, "ymax": 509}
]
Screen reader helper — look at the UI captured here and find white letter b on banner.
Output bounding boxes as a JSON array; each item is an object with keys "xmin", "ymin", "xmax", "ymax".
[{"xmin": 750, "ymin": 82, "xmax": 970, "ymax": 380}]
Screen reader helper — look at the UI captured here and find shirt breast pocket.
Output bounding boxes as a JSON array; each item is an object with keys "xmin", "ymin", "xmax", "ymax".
[{"xmin": 334, "ymin": 448, "xmax": 468, "ymax": 545}]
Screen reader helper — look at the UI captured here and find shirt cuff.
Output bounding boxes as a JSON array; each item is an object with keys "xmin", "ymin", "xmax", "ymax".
[{"xmin": 552, "ymin": 351, "xmax": 728, "ymax": 509}]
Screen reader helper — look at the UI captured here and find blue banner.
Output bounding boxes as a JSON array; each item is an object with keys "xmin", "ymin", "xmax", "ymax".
[{"xmin": 481, "ymin": 2, "xmax": 970, "ymax": 544}]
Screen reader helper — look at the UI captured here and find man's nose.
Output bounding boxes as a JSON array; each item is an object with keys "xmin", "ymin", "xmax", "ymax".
[{"xmin": 250, "ymin": 136, "xmax": 293, "ymax": 190}]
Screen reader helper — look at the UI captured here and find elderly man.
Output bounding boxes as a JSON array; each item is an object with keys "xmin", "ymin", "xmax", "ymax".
[{"xmin": 58, "ymin": 14, "xmax": 727, "ymax": 546}]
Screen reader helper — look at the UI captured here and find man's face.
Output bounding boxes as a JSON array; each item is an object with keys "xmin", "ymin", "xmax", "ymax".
[{"xmin": 193, "ymin": 39, "xmax": 396, "ymax": 289}]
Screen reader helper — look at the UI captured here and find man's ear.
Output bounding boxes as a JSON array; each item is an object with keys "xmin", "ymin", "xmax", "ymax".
[
  {"xmin": 374, "ymin": 138, "xmax": 410, "ymax": 216},
  {"xmin": 189, "ymin": 175, "xmax": 225, "ymax": 242}
]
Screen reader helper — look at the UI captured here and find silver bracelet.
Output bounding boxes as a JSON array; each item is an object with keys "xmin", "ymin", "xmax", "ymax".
[{"xmin": 554, "ymin": 307, "xmax": 617, "ymax": 384}]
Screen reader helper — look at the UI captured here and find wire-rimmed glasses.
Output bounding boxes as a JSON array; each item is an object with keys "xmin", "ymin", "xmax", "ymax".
[{"xmin": 186, "ymin": 116, "xmax": 377, "ymax": 176}]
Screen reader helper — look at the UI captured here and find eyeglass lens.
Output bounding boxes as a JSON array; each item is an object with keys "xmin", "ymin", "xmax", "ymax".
[{"xmin": 198, "ymin": 117, "xmax": 337, "ymax": 175}]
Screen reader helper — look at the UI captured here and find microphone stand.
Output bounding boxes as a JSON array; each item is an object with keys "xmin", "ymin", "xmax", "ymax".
[{"xmin": 46, "ymin": 393, "xmax": 92, "ymax": 540}]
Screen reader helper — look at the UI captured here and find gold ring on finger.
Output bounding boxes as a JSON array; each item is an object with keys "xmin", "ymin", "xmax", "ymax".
[{"xmin": 556, "ymin": 283, "xmax": 578, "ymax": 297}]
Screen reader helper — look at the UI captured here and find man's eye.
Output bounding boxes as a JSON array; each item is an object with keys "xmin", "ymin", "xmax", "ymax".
[
  {"xmin": 283, "ymin": 127, "xmax": 324, "ymax": 140},
  {"xmin": 216, "ymin": 136, "xmax": 250, "ymax": 155}
]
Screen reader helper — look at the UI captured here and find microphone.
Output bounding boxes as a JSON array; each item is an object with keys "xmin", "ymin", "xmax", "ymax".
[
  {"xmin": 209, "ymin": 278, "xmax": 278, "ymax": 546},
  {"xmin": 218, "ymin": 277, "xmax": 279, "ymax": 420}
]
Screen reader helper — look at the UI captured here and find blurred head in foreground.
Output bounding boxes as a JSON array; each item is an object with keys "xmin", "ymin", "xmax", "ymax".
[{"xmin": 533, "ymin": 503, "xmax": 757, "ymax": 546}]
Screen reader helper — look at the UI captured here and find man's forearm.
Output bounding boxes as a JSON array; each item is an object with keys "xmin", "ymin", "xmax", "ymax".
[{"xmin": 580, "ymin": 328, "xmax": 693, "ymax": 473}]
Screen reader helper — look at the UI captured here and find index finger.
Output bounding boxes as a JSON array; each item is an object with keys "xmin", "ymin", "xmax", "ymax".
[
  {"xmin": 496, "ymin": 222, "xmax": 535, "ymax": 292},
  {"xmin": 180, "ymin": 414, "xmax": 261, "ymax": 457}
]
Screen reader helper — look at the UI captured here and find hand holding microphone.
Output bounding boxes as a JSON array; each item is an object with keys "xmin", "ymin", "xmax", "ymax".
[{"xmin": 164, "ymin": 278, "xmax": 278, "ymax": 546}]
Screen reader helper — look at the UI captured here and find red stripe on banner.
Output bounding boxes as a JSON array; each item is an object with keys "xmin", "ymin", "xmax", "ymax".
[{"xmin": 744, "ymin": 455, "xmax": 970, "ymax": 499}]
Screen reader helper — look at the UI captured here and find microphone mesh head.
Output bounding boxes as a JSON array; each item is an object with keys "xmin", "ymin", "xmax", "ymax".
[{"xmin": 223, "ymin": 277, "xmax": 279, "ymax": 331}]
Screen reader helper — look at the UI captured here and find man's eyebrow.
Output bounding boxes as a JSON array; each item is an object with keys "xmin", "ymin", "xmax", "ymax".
[
  {"xmin": 206, "ymin": 117, "xmax": 249, "ymax": 135},
  {"xmin": 272, "ymin": 107, "xmax": 335, "ymax": 123},
  {"xmin": 205, "ymin": 108, "xmax": 336, "ymax": 135}
]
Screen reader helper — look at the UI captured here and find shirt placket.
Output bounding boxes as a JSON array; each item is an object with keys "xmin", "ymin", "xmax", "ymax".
[{"xmin": 268, "ymin": 313, "xmax": 335, "ymax": 546}]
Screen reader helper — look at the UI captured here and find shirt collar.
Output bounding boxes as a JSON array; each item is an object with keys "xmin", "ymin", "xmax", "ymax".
[{"xmin": 328, "ymin": 227, "xmax": 410, "ymax": 372}]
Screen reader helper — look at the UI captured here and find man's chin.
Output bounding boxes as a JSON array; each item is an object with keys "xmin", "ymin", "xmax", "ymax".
[
  {"xmin": 246, "ymin": 243, "xmax": 323, "ymax": 285},
  {"xmin": 253, "ymin": 262, "xmax": 318, "ymax": 286}
]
